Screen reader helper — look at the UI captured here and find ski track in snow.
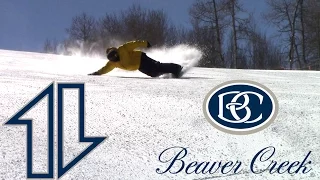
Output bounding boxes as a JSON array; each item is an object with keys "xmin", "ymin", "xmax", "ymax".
[{"xmin": 0, "ymin": 49, "xmax": 319, "ymax": 180}]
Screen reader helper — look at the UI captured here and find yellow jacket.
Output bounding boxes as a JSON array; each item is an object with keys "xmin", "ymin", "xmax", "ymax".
[{"xmin": 96, "ymin": 40, "xmax": 149, "ymax": 75}]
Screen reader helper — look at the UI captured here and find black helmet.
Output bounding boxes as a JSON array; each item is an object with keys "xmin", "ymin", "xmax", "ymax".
[{"xmin": 106, "ymin": 47, "xmax": 119, "ymax": 62}]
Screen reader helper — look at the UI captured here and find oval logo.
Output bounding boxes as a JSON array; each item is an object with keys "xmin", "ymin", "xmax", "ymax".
[{"xmin": 203, "ymin": 80, "xmax": 279, "ymax": 135}]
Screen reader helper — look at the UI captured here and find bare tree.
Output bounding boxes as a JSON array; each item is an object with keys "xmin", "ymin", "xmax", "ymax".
[
  {"xmin": 145, "ymin": 10, "xmax": 169, "ymax": 46},
  {"xmin": 244, "ymin": 22, "xmax": 283, "ymax": 69},
  {"xmin": 304, "ymin": 0, "xmax": 320, "ymax": 69},
  {"xmin": 299, "ymin": 0, "xmax": 307, "ymax": 65},
  {"xmin": 189, "ymin": 0, "xmax": 251, "ymax": 68},
  {"xmin": 189, "ymin": 18, "xmax": 218, "ymax": 67},
  {"xmin": 189, "ymin": 0, "xmax": 228, "ymax": 67},
  {"xmin": 43, "ymin": 39, "xmax": 53, "ymax": 53},
  {"xmin": 121, "ymin": 4, "xmax": 147, "ymax": 40},
  {"xmin": 224, "ymin": 0, "xmax": 251, "ymax": 69},
  {"xmin": 264, "ymin": 0, "xmax": 302, "ymax": 69},
  {"xmin": 227, "ymin": 0, "xmax": 238, "ymax": 68},
  {"xmin": 98, "ymin": 4, "xmax": 173, "ymax": 48},
  {"xmin": 99, "ymin": 13, "xmax": 123, "ymax": 38},
  {"xmin": 166, "ymin": 24, "xmax": 190, "ymax": 45},
  {"xmin": 66, "ymin": 12, "xmax": 97, "ymax": 54},
  {"xmin": 213, "ymin": 0, "xmax": 225, "ymax": 65},
  {"xmin": 43, "ymin": 39, "xmax": 58, "ymax": 54},
  {"xmin": 291, "ymin": 0, "xmax": 301, "ymax": 69}
]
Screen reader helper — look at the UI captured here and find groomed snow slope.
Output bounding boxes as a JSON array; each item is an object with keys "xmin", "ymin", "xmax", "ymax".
[{"xmin": 0, "ymin": 49, "xmax": 319, "ymax": 180}]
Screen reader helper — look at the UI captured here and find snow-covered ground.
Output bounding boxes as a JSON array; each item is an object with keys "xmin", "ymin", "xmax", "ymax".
[{"xmin": 0, "ymin": 49, "xmax": 319, "ymax": 180}]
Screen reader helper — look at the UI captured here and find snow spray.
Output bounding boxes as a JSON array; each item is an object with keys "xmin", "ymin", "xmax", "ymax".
[{"xmin": 44, "ymin": 44, "xmax": 203, "ymax": 76}]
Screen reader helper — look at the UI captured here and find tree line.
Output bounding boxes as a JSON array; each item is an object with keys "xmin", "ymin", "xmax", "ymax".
[{"xmin": 44, "ymin": 0, "xmax": 320, "ymax": 70}]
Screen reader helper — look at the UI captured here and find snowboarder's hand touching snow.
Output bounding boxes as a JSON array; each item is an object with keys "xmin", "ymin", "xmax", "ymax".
[{"xmin": 88, "ymin": 72, "xmax": 100, "ymax": 75}]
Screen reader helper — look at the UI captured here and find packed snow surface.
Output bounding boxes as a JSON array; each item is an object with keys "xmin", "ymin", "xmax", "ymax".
[{"xmin": 0, "ymin": 49, "xmax": 319, "ymax": 180}]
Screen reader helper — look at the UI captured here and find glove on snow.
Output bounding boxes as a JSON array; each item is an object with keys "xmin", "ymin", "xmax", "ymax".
[{"xmin": 88, "ymin": 72, "xmax": 100, "ymax": 75}]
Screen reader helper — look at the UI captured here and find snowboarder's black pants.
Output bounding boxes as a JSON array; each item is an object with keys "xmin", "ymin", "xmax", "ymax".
[{"xmin": 139, "ymin": 53, "xmax": 182, "ymax": 77}]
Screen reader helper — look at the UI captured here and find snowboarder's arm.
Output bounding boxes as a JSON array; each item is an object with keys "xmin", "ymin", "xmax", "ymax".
[
  {"xmin": 89, "ymin": 62, "xmax": 115, "ymax": 75},
  {"xmin": 122, "ymin": 40, "xmax": 151, "ymax": 51}
]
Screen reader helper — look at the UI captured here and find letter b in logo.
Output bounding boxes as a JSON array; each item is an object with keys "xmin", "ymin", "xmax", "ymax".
[{"xmin": 203, "ymin": 80, "xmax": 279, "ymax": 135}]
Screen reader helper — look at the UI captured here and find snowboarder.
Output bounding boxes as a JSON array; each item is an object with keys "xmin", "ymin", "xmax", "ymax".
[{"xmin": 88, "ymin": 40, "xmax": 183, "ymax": 77}]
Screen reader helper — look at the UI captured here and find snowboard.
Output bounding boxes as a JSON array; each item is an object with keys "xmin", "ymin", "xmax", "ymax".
[{"xmin": 160, "ymin": 63, "xmax": 193, "ymax": 79}]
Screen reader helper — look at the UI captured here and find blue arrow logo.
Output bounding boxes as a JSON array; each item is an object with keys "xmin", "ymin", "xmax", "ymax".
[
  {"xmin": 4, "ymin": 82, "xmax": 106, "ymax": 179},
  {"xmin": 57, "ymin": 83, "xmax": 106, "ymax": 178},
  {"xmin": 5, "ymin": 83, "xmax": 54, "ymax": 179}
]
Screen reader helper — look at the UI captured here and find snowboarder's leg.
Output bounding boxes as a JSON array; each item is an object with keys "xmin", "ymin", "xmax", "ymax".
[
  {"xmin": 139, "ymin": 53, "xmax": 182, "ymax": 77},
  {"xmin": 157, "ymin": 63, "xmax": 183, "ymax": 78}
]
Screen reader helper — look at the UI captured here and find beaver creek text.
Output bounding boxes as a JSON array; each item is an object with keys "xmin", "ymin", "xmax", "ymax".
[{"xmin": 156, "ymin": 146, "xmax": 312, "ymax": 175}]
